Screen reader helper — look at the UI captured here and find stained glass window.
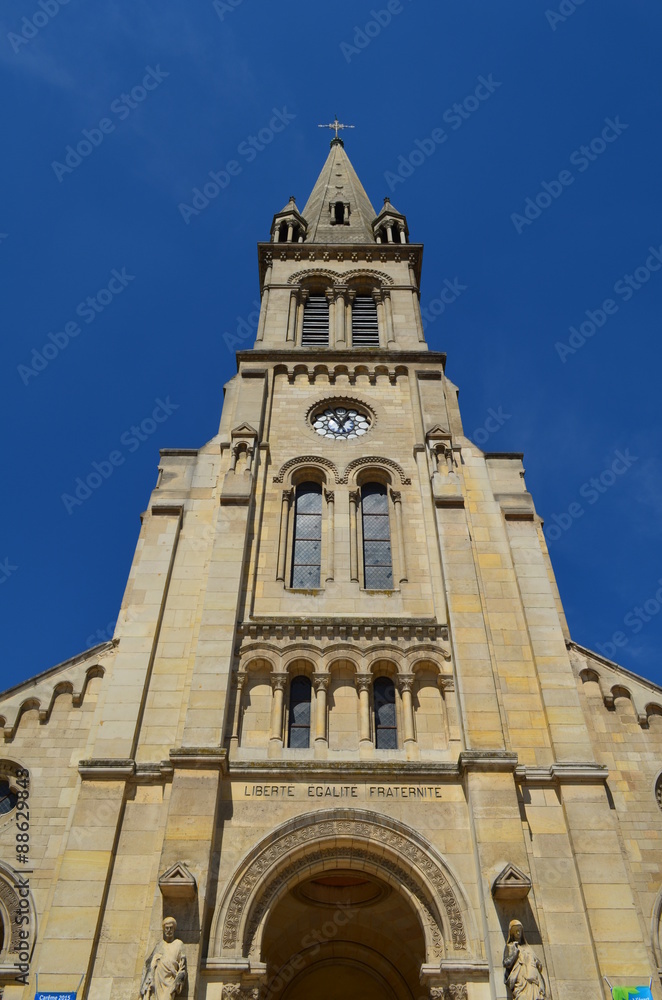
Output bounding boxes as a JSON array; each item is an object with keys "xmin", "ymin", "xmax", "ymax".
[{"xmin": 291, "ymin": 482, "xmax": 322, "ymax": 588}]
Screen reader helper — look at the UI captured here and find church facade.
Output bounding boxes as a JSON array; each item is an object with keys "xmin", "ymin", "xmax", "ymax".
[{"xmin": 1, "ymin": 137, "xmax": 662, "ymax": 1000}]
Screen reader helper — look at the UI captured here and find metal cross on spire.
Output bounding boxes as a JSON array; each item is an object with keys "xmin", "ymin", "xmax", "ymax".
[{"xmin": 318, "ymin": 115, "xmax": 355, "ymax": 140}]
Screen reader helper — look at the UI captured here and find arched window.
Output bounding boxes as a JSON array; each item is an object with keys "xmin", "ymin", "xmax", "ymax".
[
  {"xmin": 302, "ymin": 295, "xmax": 330, "ymax": 346},
  {"xmin": 288, "ymin": 676, "xmax": 312, "ymax": 748},
  {"xmin": 0, "ymin": 781, "xmax": 17, "ymax": 816},
  {"xmin": 352, "ymin": 296, "xmax": 379, "ymax": 347},
  {"xmin": 291, "ymin": 482, "xmax": 322, "ymax": 588},
  {"xmin": 361, "ymin": 483, "xmax": 393, "ymax": 589},
  {"xmin": 374, "ymin": 676, "xmax": 397, "ymax": 749}
]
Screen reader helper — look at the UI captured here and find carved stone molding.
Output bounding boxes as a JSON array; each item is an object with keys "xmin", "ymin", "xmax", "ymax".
[
  {"xmin": 287, "ymin": 267, "xmax": 394, "ymax": 287},
  {"xmin": 215, "ymin": 809, "xmax": 470, "ymax": 960},
  {"xmin": 273, "ymin": 455, "xmax": 339, "ymax": 485},
  {"xmin": 222, "ymin": 985, "xmax": 259, "ymax": 1000},
  {"xmin": 236, "ymin": 616, "xmax": 449, "ymax": 645},
  {"xmin": 340, "ymin": 455, "xmax": 411, "ymax": 485}
]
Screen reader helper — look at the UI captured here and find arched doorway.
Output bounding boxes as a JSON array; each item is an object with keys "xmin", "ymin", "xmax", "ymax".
[
  {"xmin": 211, "ymin": 809, "xmax": 484, "ymax": 1000},
  {"xmin": 261, "ymin": 868, "xmax": 425, "ymax": 1000}
]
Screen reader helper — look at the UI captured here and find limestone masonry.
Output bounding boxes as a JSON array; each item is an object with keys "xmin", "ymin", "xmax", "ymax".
[{"xmin": 2, "ymin": 137, "xmax": 661, "ymax": 1000}]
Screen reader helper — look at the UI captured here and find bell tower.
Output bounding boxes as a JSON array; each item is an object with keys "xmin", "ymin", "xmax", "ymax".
[{"xmin": 21, "ymin": 132, "xmax": 660, "ymax": 1000}]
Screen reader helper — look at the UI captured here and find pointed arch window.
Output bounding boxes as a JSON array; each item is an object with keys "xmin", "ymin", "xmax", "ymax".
[
  {"xmin": 374, "ymin": 676, "xmax": 397, "ymax": 749},
  {"xmin": 302, "ymin": 295, "xmax": 329, "ymax": 346},
  {"xmin": 288, "ymin": 676, "xmax": 312, "ymax": 748},
  {"xmin": 361, "ymin": 483, "xmax": 393, "ymax": 589},
  {"xmin": 291, "ymin": 482, "xmax": 322, "ymax": 588},
  {"xmin": 352, "ymin": 295, "xmax": 379, "ymax": 347}
]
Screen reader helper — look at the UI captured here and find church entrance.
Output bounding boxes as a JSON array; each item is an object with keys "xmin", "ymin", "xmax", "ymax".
[{"xmin": 260, "ymin": 868, "xmax": 426, "ymax": 1000}]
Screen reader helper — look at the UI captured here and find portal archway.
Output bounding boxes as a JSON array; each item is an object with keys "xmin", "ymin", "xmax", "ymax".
[{"xmin": 211, "ymin": 808, "xmax": 483, "ymax": 1000}]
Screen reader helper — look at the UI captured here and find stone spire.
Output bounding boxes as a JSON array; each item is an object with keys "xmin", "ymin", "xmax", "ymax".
[{"xmin": 301, "ymin": 139, "xmax": 377, "ymax": 244}]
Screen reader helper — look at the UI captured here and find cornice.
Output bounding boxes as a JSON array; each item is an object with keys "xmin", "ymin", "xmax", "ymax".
[
  {"xmin": 458, "ymin": 751, "xmax": 518, "ymax": 774},
  {"xmin": 237, "ymin": 617, "xmax": 448, "ymax": 643},
  {"xmin": 514, "ymin": 761, "xmax": 609, "ymax": 785},
  {"xmin": 228, "ymin": 760, "xmax": 460, "ymax": 780},
  {"xmin": 78, "ymin": 748, "xmax": 227, "ymax": 781},
  {"xmin": 237, "ymin": 349, "xmax": 446, "ymax": 366}
]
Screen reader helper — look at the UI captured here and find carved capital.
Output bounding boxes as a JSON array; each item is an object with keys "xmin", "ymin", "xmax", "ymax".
[
  {"xmin": 396, "ymin": 673, "xmax": 415, "ymax": 693},
  {"xmin": 349, "ymin": 489, "xmax": 361, "ymax": 507},
  {"xmin": 356, "ymin": 673, "xmax": 373, "ymax": 692},
  {"xmin": 270, "ymin": 672, "xmax": 288, "ymax": 692},
  {"xmin": 313, "ymin": 673, "xmax": 330, "ymax": 693},
  {"xmin": 222, "ymin": 986, "xmax": 259, "ymax": 1000},
  {"xmin": 234, "ymin": 670, "xmax": 248, "ymax": 691},
  {"xmin": 281, "ymin": 488, "xmax": 294, "ymax": 505},
  {"xmin": 324, "ymin": 488, "xmax": 335, "ymax": 504},
  {"xmin": 390, "ymin": 489, "xmax": 402, "ymax": 504}
]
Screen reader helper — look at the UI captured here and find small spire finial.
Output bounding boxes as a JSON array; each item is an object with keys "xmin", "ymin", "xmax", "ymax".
[{"xmin": 318, "ymin": 115, "xmax": 355, "ymax": 140}]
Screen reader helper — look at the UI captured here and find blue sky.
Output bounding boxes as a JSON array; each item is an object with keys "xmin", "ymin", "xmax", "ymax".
[{"xmin": 2, "ymin": 0, "xmax": 662, "ymax": 690}]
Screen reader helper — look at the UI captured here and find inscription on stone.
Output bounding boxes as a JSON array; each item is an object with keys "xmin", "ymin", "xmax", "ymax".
[{"xmin": 238, "ymin": 783, "xmax": 446, "ymax": 800}]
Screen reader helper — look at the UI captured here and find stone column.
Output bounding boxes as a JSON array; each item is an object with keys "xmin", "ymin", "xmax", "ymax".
[
  {"xmin": 335, "ymin": 285, "xmax": 347, "ymax": 346},
  {"xmin": 325, "ymin": 287, "xmax": 336, "ymax": 348},
  {"xmin": 397, "ymin": 222, "xmax": 407, "ymax": 244},
  {"xmin": 229, "ymin": 670, "xmax": 247, "ymax": 750},
  {"xmin": 276, "ymin": 489, "xmax": 293, "ymax": 582},
  {"xmin": 324, "ymin": 489, "xmax": 335, "ymax": 582},
  {"xmin": 256, "ymin": 261, "xmax": 272, "ymax": 342},
  {"xmin": 373, "ymin": 288, "xmax": 386, "ymax": 347},
  {"xmin": 346, "ymin": 289, "xmax": 356, "ymax": 347},
  {"xmin": 285, "ymin": 288, "xmax": 297, "ymax": 342},
  {"xmin": 286, "ymin": 221, "xmax": 294, "ymax": 242},
  {"xmin": 356, "ymin": 674, "xmax": 373, "ymax": 745},
  {"xmin": 349, "ymin": 489, "xmax": 360, "ymax": 583},
  {"xmin": 409, "ymin": 262, "xmax": 425, "ymax": 343},
  {"xmin": 314, "ymin": 673, "xmax": 330, "ymax": 746},
  {"xmin": 385, "ymin": 221, "xmax": 394, "ymax": 243},
  {"xmin": 295, "ymin": 289, "xmax": 309, "ymax": 345},
  {"xmin": 383, "ymin": 288, "xmax": 395, "ymax": 345},
  {"xmin": 397, "ymin": 673, "xmax": 416, "ymax": 745},
  {"xmin": 390, "ymin": 489, "xmax": 408, "ymax": 584},
  {"xmin": 269, "ymin": 673, "xmax": 288, "ymax": 746}
]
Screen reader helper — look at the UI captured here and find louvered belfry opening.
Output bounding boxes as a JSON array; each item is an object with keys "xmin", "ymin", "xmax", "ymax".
[
  {"xmin": 301, "ymin": 294, "xmax": 329, "ymax": 346},
  {"xmin": 351, "ymin": 295, "xmax": 379, "ymax": 347}
]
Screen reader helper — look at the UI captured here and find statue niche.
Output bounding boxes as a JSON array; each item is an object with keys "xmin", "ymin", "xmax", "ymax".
[
  {"xmin": 503, "ymin": 919, "xmax": 546, "ymax": 1000},
  {"xmin": 140, "ymin": 917, "xmax": 187, "ymax": 1000}
]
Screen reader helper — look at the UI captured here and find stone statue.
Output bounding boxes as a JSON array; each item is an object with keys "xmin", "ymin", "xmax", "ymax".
[
  {"xmin": 140, "ymin": 917, "xmax": 187, "ymax": 1000},
  {"xmin": 503, "ymin": 920, "xmax": 546, "ymax": 1000}
]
